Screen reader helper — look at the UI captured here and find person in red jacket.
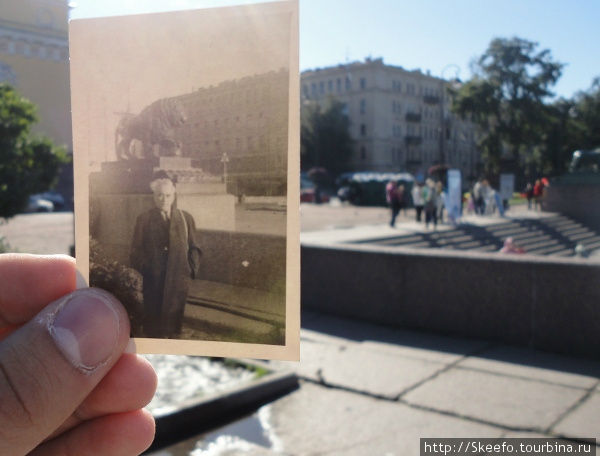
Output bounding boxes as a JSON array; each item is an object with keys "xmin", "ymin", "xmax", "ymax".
[{"xmin": 533, "ymin": 179, "xmax": 544, "ymax": 211}]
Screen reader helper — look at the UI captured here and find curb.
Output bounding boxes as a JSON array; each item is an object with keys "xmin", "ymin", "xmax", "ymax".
[{"xmin": 148, "ymin": 364, "xmax": 298, "ymax": 452}]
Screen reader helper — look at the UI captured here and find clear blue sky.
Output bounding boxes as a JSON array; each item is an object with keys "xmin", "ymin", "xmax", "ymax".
[{"xmin": 69, "ymin": 0, "xmax": 600, "ymax": 99}]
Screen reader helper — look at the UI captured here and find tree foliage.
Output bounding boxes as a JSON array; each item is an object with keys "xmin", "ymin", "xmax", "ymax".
[
  {"xmin": 569, "ymin": 77, "xmax": 600, "ymax": 149},
  {"xmin": 0, "ymin": 84, "xmax": 69, "ymax": 218},
  {"xmin": 301, "ymin": 96, "xmax": 354, "ymax": 174},
  {"xmin": 451, "ymin": 37, "xmax": 564, "ymax": 175}
]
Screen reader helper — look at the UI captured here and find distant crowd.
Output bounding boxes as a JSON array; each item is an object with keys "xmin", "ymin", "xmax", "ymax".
[
  {"xmin": 386, "ymin": 178, "xmax": 447, "ymax": 230},
  {"xmin": 386, "ymin": 175, "xmax": 551, "ymax": 230},
  {"xmin": 385, "ymin": 175, "xmax": 550, "ymax": 258}
]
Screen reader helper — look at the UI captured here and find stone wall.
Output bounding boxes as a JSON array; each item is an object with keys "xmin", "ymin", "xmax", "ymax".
[
  {"xmin": 196, "ymin": 230, "xmax": 286, "ymax": 294},
  {"xmin": 301, "ymin": 243, "xmax": 600, "ymax": 359},
  {"xmin": 544, "ymin": 182, "xmax": 600, "ymax": 231}
]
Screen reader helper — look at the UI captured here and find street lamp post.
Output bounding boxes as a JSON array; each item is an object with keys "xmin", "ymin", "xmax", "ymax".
[{"xmin": 439, "ymin": 64, "xmax": 461, "ymax": 168}]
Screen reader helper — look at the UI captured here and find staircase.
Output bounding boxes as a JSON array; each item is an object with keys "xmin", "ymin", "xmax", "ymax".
[{"xmin": 353, "ymin": 215, "xmax": 600, "ymax": 258}]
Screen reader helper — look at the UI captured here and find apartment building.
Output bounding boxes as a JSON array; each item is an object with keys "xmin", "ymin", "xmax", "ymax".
[
  {"xmin": 301, "ymin": 57, "xmax": 481, "ymax": 183},
  {"xmin": 171, "ymin": 69, "xmax": 289, "ymax": 195},
  {"xmin": 0, "ymin": 0, "xmax": 73, "ymax": 203},
  {"xmin": 0, "ymin": 0, "xmax": 71, "ymax": 148}
]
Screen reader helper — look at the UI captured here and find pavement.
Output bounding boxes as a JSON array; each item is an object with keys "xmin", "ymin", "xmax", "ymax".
[
  {"xmin": 152, "ymin": 203, "xmax": 599, "ymax": 456},
  {"xmin": 267, "ymin": 311, "xmax": 600, "ymax": 455},
  {"xmin": 153, "ymin": 309, "xmax": 600, "ymax": 455}
]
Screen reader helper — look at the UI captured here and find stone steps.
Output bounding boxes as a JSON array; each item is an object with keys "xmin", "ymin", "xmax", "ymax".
[{"xmin": 359, "ymin": 214, "xmax": 600, "ymax": 258}]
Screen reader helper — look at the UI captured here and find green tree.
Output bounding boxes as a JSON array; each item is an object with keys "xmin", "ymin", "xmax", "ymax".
[
  {"xmin": 538, "ymin": 77, "xmax": 600, "ymax": 176},
  {"xmin": 569, "ymin": 77, "xmax": 600, "ymax": 149},
  {"xmin": 0, "ymin": 84, "xmax": 69, "ymax": 218},
  {"xmin": 451, "ymin": 37, "xmax": 564, "ymax": 175},
  {"xmin": 301, "ymin": 96, "xmax": 354, "ymax": 174}
]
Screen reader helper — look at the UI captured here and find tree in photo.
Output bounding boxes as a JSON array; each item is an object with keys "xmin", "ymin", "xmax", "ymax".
[
  {"xmin": 301, "ymin": 96, "xmax": 354, "ymax": 175},
  {"xmin": 0, "ymin": 84, "xmax": 69, "ymax": 219},
  {"xmin": 451, "ymin": 37, "xmax": 564, "ymax": 175}
]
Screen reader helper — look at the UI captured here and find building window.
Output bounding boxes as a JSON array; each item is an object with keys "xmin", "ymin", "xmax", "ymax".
[
  {"xmin": 360, "ymin": 99, "xmax": 366, "ymax": 114},
  {"xmin": 319, "ymin": 81, "xmax": 325, "ymax": 94},
  {"xmin": 360, "ymin": 77, "xmax": 366, "ymax": 89},
  {"xmin": 328, "ymin": 80, "xmax": 333, "ymax": 92},
  {"xmin": 336, "ymin": 78, "xmax": 342, "ymax": 93},
  {"xmin": 360, "ymin": 124, "xmax": 366, "ymax": 136},
  {"xmin": 360, "ymin": 146, "xmax": 367, "ymax": 160},
  {"xmin": 345, "ymin": 76, "xmax": 351, "ymax": 91},
  {"xmin": 311, "ymin": 83, "xmax": 317, "ymax": 96}
]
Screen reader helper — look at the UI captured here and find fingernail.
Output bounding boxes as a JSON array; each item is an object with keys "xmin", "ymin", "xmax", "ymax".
[{"xmin": 48, "ymin": 289, "xmax": 120, "ymax": 374}]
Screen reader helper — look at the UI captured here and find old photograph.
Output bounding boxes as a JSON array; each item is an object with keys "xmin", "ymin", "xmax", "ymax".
[{"xmin": 70, "ymin": 1, "xmax": 299, "ymax": 359}]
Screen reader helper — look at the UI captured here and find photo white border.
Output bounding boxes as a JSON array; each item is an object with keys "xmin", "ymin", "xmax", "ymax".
[{"xmin": 71, "ymin": 0, "xmax": 300, "ymax": 361}]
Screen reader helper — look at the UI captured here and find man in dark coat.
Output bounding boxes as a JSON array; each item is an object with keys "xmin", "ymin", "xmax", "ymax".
[{"xmin": 130, "ymin": 174, "xmax": 201, "ymax": 338}]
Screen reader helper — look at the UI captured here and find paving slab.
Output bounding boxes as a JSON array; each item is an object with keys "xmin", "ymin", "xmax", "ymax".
[
  {"xmin": 292, "ymin": 339, "xmax": 447, "ymax": 398},
  {"xmin": 266, "ymin": 382, "xmax": 503, "ymax": 456},
  {"xmin": 302, "ymin": 311, "xmax": 489, "ymax": 364},
  {"xmin": 458, "ymin": 346, "xmax": 600, "ymax": 389},
  {"xmin": 553, "ymin": 392, "xmax": 600, "ymax": 442},
  {"xmin": 403, "ymin": 367, "xmax": 587, "ymax": 430}
]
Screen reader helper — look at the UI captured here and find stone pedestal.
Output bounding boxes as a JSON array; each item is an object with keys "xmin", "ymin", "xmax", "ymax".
[{"xmin": 90, "ymin": 158, "xmax": 235, "ymax": 265}]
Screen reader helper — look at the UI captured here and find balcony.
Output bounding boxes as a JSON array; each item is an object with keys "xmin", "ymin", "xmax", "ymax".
[
  {"xmin": 405, "ymin": 135, "xmax": 422, "ymax": 146},
  {"xmin": 423, "ymin": 95, "xmax": 440, "ymax": 105},
  {"xmin": 405, "ymin": 112, "xmax": 421, "ymax": 122}
]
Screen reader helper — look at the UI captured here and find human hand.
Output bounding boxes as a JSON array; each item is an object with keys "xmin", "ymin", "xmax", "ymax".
[{"xmin": 0, "ymin": 254, "xmax": 157, "ymax": 455}]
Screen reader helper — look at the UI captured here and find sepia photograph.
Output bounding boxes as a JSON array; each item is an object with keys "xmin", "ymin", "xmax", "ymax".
[{"xmin": 70, "ymin": 1, "xmax": 299, "ymax": 359}]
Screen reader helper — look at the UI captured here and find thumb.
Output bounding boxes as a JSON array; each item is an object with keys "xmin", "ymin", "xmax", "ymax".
[{"xmin": 0, "ymin": 288, "xmax": 130, "ymax": 455}]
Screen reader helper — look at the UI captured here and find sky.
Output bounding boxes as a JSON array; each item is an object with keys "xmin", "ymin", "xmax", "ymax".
[{"xmin": 68, "ymin": 0, "xmax": 600, "ymax": 100}]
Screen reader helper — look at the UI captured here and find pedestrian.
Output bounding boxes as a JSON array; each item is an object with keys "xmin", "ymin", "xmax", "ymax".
[
  {"xmin": 473, "ymin": 179, "xmax": 484, "ymax": 215},
  {"xmin": 533, "ymin": 179, "xmax": 543, "ymax": 211},
  {"xmin": 411, "ymin": 181, "xmax": 425, "ymax": 222},
  {"xmin": 524, "ymin": 182, "xmax": 534, "ymax": 210},
  {"xmin": 424, "ymin": 178, "xmax": 438, "ymax": 230},
  {"xmin": 398, "ymin": 184, "xmax": 406, "ymax": 217},
  {"xmin": 386, "ymin": 180, "xmax": 401, "ymax": 227},
  {"xmin": 481, "ymin": 179, "xmax": 493, "ymax": 215},
  {"xmin": 400, "ymin": 183, "xmax": 410, "ymax": 216},
  {"xmin": 499, "ymin": 237, "xmax": 525, "ymax": 254},
  {"xmin": 435, "ymin": 181, "xmax": 445, "ymax": 224},
  {"xmin": 130, "ymin": 172, "xmax": 202, "ymax": 338}
]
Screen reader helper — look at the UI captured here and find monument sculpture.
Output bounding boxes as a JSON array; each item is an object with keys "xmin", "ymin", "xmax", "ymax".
[
  {"xmin": 90, "ymin": 96, "xmax": 235, "ymax": 267},
  {"xmin": 115, "ymin": 98, "xmax": 187, "ymax": 160}
]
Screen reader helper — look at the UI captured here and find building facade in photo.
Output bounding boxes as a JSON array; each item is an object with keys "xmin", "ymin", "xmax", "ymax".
[
  {"xmin": 301, "ymin": 57, "xmax": 482, "ymax": 183},
  {"xmin": 171, "ymin": 69, "xmax": 289, "ymax": 195}
]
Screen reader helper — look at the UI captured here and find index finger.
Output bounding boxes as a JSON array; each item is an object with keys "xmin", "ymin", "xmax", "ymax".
[{"xmin": 0, "ymin": 253, "xmax": 76, "ymax": 327}]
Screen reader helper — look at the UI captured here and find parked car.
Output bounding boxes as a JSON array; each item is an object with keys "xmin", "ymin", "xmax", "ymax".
[
  {"xmin": 26, "ymin": 195, "xmax": 54, "ymax": 212},
  {"xmin": 38, "ymin": 191, "xmax": 66, "ymax": 210},
  {"xmin": 336, "ymin": 172, "xmax": 415, "ymax": 206}
]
